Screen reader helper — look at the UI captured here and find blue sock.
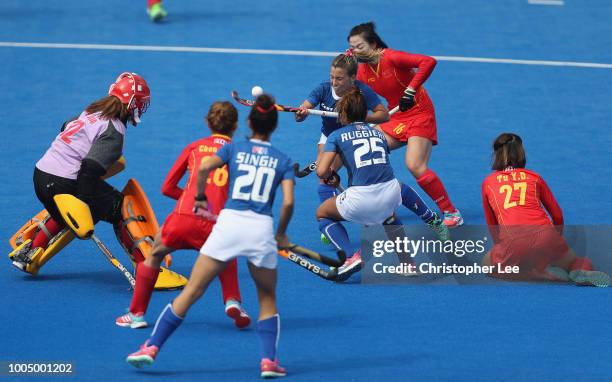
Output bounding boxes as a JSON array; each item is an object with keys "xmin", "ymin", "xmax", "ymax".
[
  {"xmin": 149, "ymin": 303, "xmax": 184, "ymax": 348},
  {"xmin": 318, "ymin": 184, "xmax": 336, "ymax": 203},
  {"xmin": 319, "ymin": 218, "xmax": 352, "ymax": 254},
  {"xmin": 400, "ymin": 183, "xmax": 434, "ymax": 222},
  {"xmin": 257, "ymin": 314, "xmax": 280, "ymax": 360}
]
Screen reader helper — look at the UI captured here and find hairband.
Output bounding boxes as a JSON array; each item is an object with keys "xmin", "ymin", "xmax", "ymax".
[{"xmin": 256, "ymin": 104, "xmax": 275, "ymax": 114}]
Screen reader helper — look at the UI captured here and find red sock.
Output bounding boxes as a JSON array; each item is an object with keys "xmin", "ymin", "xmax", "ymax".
[
  {"xmin": 32, "ymin": 218, "xmax": 65, "ymax": 249},
  {"xmin": 219, "ymin": 259, "xmax": 241, "ymax": 304},
  {"xmin": 129, "ymin": 262, "xmax": 160, "ymax": 314},
  {"xmin": 570, "ymin": 257, "xmax": 593, "ymax": 272},
  {"xmin": 416, "ymin": 169, "xmax": 456, "ymax": 213},
  {"xmin": 147, "ymin": 0, "xmax": 160, "ymax": 7}
]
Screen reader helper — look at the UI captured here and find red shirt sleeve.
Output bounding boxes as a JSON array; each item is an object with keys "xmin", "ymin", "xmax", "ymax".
[
  {"xmin": 538, "ymin": 178, "xmax": 564, "ymax": 226},
  {"xmin": 387, "ymin": 50, "xmax": 437, "ymax": 90},
  {"xmin": 482, "ymin": 179, "xmax": 502, "ymax": 243},
  {"xmin": 161, "ymin": 144, "xmax": 191, "ymax": 200}
]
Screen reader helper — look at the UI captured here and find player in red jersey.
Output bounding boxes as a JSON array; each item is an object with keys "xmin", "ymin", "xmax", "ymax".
[
  {"xmin": 116, "ymin": 102, "xmax": 252, "ymax": 328},
  {"xmin": 147, "ymin": 0, "xmax": 167, "ymax": 22},
  {"xmin": 347, "ymin": 22, "xmax": 462, "ymax": 228},
  {"xmin": 481, "ymin": 133, "xmax": 609, "ymax": 286}
]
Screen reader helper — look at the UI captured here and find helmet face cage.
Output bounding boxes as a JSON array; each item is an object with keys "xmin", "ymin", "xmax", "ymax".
[{"xmin": 109, "ymin": 72, "xmax": 150, "ymax": 118}]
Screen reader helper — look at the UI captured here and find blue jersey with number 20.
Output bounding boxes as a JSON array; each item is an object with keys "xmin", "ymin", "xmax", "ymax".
[
  {"xmin": 324, "ymin": 123, "xmax": 395, "ymax": 187},
  {"xmin": 216, "ymin": 139, "xmax": 294, "ymax": 216}
]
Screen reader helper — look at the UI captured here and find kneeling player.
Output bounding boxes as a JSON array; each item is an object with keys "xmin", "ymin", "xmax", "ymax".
[
  {"xmin": 115, "ymin": 102, "xmax": 251, "ymax": 329},
  {"xmin": 481, "ymin": 133, "xmax": 610, "ymax": 287},
  {"xmin": 316, "ymin": 87, "xmax": 410, "ymax": 281}
]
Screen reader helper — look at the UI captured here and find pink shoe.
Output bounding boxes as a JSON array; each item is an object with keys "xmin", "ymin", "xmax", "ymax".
[
  {"xmin": 126, "ymin": 340, "xmax": 158, "ymax": 368},
  {"xmin": 260, "ymin": 358, "xmax": 286, "ymax": 378},
  {"xmin": 336, "ymin": 250, "xmax": 362, "ymax": 282},
  {"xmin": 116, "ymin": 312, "xmax": 147, "ymax": 329},
  {"xmin": 225, "ymin": 299, "xmax": 251, "ymax": 329},
  {"xmin": 443, "ymin": 210, "xmax": 464, "ymax": 228}
]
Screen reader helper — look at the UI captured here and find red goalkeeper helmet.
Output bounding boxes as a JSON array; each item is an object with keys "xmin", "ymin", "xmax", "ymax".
[{"xmin": 108, "ymin": 72, "xmax": 150, "ymax": 124}]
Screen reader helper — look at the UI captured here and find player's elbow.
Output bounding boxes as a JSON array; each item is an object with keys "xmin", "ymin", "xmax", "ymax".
[
  {"xmin": 161, "ymin": 184, "xmax": 179, "ymax": 199},
  {"xmin": 316, "ymin": 167, "xmax": 329, "ymax": 178},
  {"xmin": 282, "ymin": 198, "xmax": 294, "ymax": 210},
  {"xmin": 427, "ymin": 55, "xmax": 437, "ymax": 68}
]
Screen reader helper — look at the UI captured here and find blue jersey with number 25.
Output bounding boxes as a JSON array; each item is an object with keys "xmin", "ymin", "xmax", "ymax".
[
  {"xmin": 216, "ymin": 138, "xmax": 294, "ymax": 216},
  {"xmin": 324, "ymin": 122, "xmax": 395, "ymax": 187}
]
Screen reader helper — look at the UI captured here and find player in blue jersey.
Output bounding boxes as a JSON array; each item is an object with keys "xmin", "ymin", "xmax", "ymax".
[
  {"xmin": 126, "ymin": 94, "xmax": 294, "ymax": 379},
  {"xmin": 316, "ymin": 87, "xmax": 415, "ymax": 280},
  {"xmin": 298, "ymin": 54, "xmax": 449, "ymax": 246},
  {"xmin": 295, "ymin": 53, "xmax": 388, "ymax": 204}
]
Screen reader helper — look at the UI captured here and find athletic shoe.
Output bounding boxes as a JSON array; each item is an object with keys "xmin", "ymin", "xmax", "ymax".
[
  {"xmin": 116, "ymin": 311, "xmax": 148, "ymax": 329},
  {"xmin": 426, "ymin": 213, "xmax": 450, "ymax": 241},
  {"xmin": 225, "ymin": 299, "xmax": 251, "ymax": 329},
  {"xmin": 569, "ymin": 269, "xmax": 611, "ymax": 288},
  {"xmin": 320, "ymin": 233, "xmax": 332, "ymax": 246},
  {"xmin": 443, "ymin": 210, "xmax": 464, "ymax": 228},
  {"xmin": 147, "ymin": 2, "xmax": 167, "ymax": 22},
  {"xmin": 126, "ymin": 340, "xmax": 159, "ymax": 368},
  {"xmin": 543, "ymin": 266, "xmax": 570, "ymax": 282},
  {"xmin": 260, "ymin": 358, "xmax": 286, "ymax": 378},
  {"xmin": 336, "ymin": 251, "xmax": 362, "ymax": 282}
]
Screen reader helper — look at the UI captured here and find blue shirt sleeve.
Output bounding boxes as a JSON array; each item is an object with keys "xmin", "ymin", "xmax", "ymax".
[
  {"xmin": 357, "ymin": 81, "xmax": 383, "ymax": 111},
  {"xmin": 306, "ymin": 82, "xmax": 326, "ymax": 106},
  {"xmin": 215, "ymin": 142, "xmax": 232, "ymax": 163},
  {"xmin": 323, "ymin": 132, "xmax": 339, "ymax": 153},
  {"xmin": 281, "ymin": 157, "xmax": 294, "ymax": 181}
]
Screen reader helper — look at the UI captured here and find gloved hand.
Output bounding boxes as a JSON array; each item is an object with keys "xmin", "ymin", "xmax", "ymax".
[
  {"xmin": 324, "ymin": 171, "xmax": 341, "ymax": 188},
  {"xmin": 399, "ymin": 87, "xmax": 416, "ymax": 112}
]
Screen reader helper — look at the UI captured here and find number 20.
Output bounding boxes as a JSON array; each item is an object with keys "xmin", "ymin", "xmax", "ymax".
[{"xmin": 232, "ymin": 164, "xmax": 275, "ymax": 203}]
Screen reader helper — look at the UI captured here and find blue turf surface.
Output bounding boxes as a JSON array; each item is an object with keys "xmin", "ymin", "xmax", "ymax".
[{"xmin": 1, "ymin": 1, "xmax": 611, "ymax": 381}]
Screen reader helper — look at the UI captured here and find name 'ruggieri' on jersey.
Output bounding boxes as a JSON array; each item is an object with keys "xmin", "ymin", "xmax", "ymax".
[
  {"xmin": 340, "ymin": 127, "xmax": 385, "ymax": 143},
  {"xmin": 236, "ymin": 152, "xmax": 279, "ymax": 169}
]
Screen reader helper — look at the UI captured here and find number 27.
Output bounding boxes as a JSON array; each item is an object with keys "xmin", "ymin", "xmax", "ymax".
[{"xmin": 499, "ymin": 182, "xmax": 527, "ymax": 209}]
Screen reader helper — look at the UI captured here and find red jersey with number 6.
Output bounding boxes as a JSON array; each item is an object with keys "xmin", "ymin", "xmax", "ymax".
[
  {"xmin": 481, "ymin": 167, "xmax": 564, "ymax": 227},
  {"xmin": 161, "ymin": 134, "xmax": 231, "ymax": 217}
]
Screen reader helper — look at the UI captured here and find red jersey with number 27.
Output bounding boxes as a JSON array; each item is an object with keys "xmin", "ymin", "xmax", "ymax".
[
  {"xmin": 481, "ymin": 167, "xmax": 564, "ymax": 227},
  {"xmin": 161, "ymin": 134, "xmax": 231, "ymax": 217}
]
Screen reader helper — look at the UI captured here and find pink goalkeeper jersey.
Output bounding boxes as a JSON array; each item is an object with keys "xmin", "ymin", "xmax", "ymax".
[{"xmin": 36, "ymin": 111, "xmax": 126, "ymax": 179}]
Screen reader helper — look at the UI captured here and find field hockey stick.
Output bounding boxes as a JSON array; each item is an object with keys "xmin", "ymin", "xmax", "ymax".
[
  {"xmin": 231, "ymin": 90, "xmax": 338, "ymax": 118},
  {"xmin": 90, "ymin": 234, "xmax": 136, "ymax": 288},
  {"xmin": 53, "ymin": 194, "xmax": 136, "ymax": 289},
  {"xmin": 293, "ymin": 106, "xmax": 400, "ymax": 178},
  {"xmin": 293, "ymin": 162, "xmax": 317, "ymax": 178},
  {"xmin": 279, "ymin": 245, "xmax": 346, "ymax": 281}
]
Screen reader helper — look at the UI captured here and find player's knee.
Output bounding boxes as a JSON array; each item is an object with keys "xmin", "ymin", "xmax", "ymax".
[
  {"xmin": 315, "ymin": 206, "xmax": 325, "ymax": 220},
  {"xmin": 406, "ymin": 160, "xmax": 427, "ymax": 177}
]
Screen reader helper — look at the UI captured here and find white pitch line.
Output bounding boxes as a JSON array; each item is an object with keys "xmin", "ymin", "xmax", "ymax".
[
  {"xmin": 528, "ymin": 0, "xmax": 564, "ymax": 5},
  {"xmin": 1, "ymin": 41, "xmax": 610, "ymax": 69}
]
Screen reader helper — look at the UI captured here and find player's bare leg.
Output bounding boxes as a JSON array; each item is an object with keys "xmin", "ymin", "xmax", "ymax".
[{"xmin": 173, "ymin": 255, "xmax": 227, "ymax": 316}]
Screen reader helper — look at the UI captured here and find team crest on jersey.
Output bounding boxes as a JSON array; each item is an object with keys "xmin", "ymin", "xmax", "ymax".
[{"xmin": 252, "ymin": 146, "xmax": 268, "ymax": 155}]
